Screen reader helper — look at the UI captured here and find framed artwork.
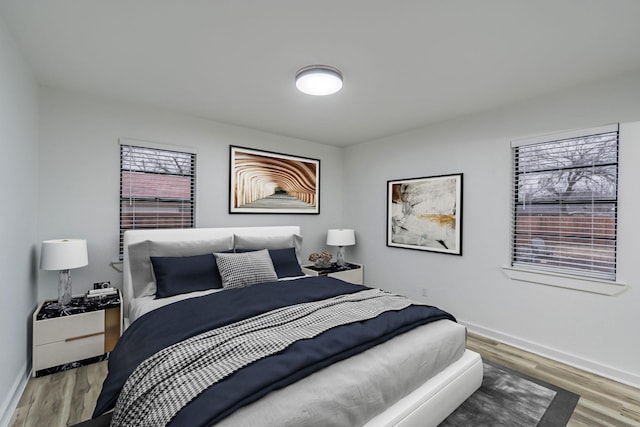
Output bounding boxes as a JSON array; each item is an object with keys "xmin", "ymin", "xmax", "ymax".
[
  {"xmin": 387, "ymin": 173, "xmax": 463, "ymax": 255},
  {"xmin": 229, "ymin": 146, "xmax": 320, "ymax": 214}
]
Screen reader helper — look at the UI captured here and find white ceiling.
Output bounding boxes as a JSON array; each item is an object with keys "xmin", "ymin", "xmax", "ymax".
[{"xmin": 2, "ymin": 1, "xmax": 640, "ymax": 146}]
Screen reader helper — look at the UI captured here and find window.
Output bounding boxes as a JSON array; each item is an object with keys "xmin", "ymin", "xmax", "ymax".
[
  {"xmin": 119, "ymin": 142, "xmax": 196, "ymax": 258},
  {"xmin": 511, "ymin": 124, "xmax": 618, "ymax": 281}
]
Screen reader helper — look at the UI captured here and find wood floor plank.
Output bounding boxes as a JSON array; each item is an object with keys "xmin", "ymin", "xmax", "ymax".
[{"xmin": 8, "ymin": 362, "xmax": 108, "ymax": 427}]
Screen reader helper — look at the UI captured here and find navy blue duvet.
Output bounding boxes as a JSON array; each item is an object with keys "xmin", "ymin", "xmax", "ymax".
[{"xmin": 94, "ymin": 276, "xmax": 455, "ymax": 426}]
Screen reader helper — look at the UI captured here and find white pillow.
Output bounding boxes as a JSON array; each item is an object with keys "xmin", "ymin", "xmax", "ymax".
[{"xmin": 214, "ymin": 249, "xmax": 278, "ymax": 289}]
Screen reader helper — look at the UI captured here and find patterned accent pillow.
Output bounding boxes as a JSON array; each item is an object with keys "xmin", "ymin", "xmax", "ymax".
[
  {"xmin": 233, "ymin": 247, "xmax": 303, "ymax": 279},
  {"xmin": 214, "ymin": 249, "xmax": 278, "ymax": 289}
]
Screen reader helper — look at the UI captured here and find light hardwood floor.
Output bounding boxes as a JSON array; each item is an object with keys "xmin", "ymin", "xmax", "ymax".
[
  {"xmin": 8, "ymin": 333, "xmax": 640, "ymax": 426},
  {"xmin": 467, "ymin": 333, "xmax": 640, "ymax": 427},
  {"xmin": 9, "ymin": 362, "xmax": 107, "ymax": 427}
]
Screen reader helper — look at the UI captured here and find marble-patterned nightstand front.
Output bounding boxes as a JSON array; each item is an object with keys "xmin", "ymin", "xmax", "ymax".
[{"xmin": 32, "ymin": 291, "xmax": 122, "ymax": 377}]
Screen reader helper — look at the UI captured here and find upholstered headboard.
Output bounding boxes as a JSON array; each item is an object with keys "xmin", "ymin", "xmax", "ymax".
[{"xmin": 122, "ymin": 226, "xmax": 301, "ymax": 320}]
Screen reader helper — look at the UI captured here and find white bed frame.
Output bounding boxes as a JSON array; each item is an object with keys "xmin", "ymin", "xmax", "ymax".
[{"xmin": 122, "ymin": 226, "xmax": 482, "ymax": 427}]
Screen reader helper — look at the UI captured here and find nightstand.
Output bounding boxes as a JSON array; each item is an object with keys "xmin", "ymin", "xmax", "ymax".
[
  {"xmin": 32, "ymin": 290, "xmax": 122, "ymax": 377},
  {"xmin": 301, "ymin": 262, "xmax": 363, "ymax": 285}
]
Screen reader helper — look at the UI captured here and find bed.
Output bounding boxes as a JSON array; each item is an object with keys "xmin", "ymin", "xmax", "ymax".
[{"xmin": 94, "ymin": 226, "xmax": 482, "ymax": 426}]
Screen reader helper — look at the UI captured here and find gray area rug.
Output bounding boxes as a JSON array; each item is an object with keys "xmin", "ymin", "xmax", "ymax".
[{"xmin": 440, "ymin": 361, "xmax": 579, "ymax": 427}]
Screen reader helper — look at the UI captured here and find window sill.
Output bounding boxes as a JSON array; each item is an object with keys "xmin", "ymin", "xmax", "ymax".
[
  {"xmin": 110, "ymin": 260, "xmax": 124, "ymax": 272},
  {"xmin": 501, "ymin": 265, "xmax": 628, "ymax": 295}
]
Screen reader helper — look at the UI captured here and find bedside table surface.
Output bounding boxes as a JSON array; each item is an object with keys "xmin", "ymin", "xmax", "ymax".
[
  {"xmin": 301, "ymin": 262, "xmax": 363, "ymax": 285},
  {"xmin": 303, "ymin": 262, "xmax": 361, "ymax": 274},
  {"xmin": 36, "ymin": 294, "xmax": 120, "ymax": 320}
]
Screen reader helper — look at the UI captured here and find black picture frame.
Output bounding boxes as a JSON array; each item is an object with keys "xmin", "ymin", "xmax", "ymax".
[
  {"xmin": 229, "ymin": 146, "xmax": 320, "ymax": 214},
  {"xmin": 387, "ymin": 173, "xmax": 463, "ymax": 255}
]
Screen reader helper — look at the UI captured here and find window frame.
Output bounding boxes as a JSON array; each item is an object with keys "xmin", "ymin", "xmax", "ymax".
[
  {"xmin": 119, "ymin": 139, "xmax": 196, "ymax": 259},
  {"xmin": 504, "ymin": 124, "xmax": 627, "ymax": 295}
]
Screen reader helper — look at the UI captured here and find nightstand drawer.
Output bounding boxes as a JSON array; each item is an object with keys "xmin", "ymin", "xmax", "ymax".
[
  {"xmin": 33, "ymin": 333, "xmax": 104, "ymax": 371},
  {"xmin": 34, "ymin": 310, "xmax": 104, "ymax": 345},
  {"xmin": 330, "ymin": 268, "xmax": 363, "ymax": 285}
]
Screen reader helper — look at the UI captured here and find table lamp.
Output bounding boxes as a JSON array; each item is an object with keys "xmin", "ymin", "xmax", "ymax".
[
  {"xmin": 40, "ymin": 239, "xmax": 88, "ymax": 306},
  {"xmin": 326, "ymin": 229, "xmax": 356, "ymax": 267}
]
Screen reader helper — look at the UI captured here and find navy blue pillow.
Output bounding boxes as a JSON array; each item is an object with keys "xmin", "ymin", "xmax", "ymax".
[
  {"xmin": 151, "ymin": 254, "xmax": 223, "ymax": 298},
  {"xmin": 268, "ymin": 247, "xmax": 304, "ymax": 278},
  {"xmin": 235, "ymin": 247, "xmax": 303, "ymax": 279}
]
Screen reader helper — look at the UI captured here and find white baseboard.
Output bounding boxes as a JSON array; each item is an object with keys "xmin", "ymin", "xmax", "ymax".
[
  {"xmin": 462, "ymin": 320, "xmax": 640, "ymax": 389},
  {"xmin": 0, "ymin": 362, "xmax": 29, "ymax": 427}
]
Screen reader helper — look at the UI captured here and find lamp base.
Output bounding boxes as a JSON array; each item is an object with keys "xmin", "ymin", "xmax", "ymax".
[
  {"xmin": 58, "ymin": 269, "xmax": 72, "ymax": 306},
  {"xmin": 336, "ymin": 246, "xmax": 346, "ymax": 266}
]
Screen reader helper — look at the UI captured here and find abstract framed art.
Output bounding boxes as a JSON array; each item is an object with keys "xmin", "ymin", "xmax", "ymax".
[
  {"xmin": 387, "ymin": 173, "xmax": 463, "ymax": 255},
  {"xmin": 229, "ymin": 146, "xmax": 320, "ymax": 214}
]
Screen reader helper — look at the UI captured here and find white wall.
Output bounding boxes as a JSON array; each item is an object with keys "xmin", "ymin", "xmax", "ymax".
[
  {"xmin": 0, "ymin": 15, "xmax": 39, "ymax": 426},
  {"xmin": 344, "ymin": 70, "xmax": 640, "ymax": 387},
  {"xmin": 37, "ymin": 87, "xmax": 345, "ymax": 301}
]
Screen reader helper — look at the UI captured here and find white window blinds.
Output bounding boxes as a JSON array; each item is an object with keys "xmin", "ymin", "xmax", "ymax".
[
  {"xmin": 119, "ymin": 143, "xmax": 196, "ymax": 258},
  {"xmin": 511, "ymin": 124, "xmax": 618, "ymax": 281}
]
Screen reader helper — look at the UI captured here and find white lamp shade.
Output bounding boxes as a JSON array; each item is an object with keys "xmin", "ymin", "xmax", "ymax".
[
  {"xmin": 40, "ymin": 239, "xmax": 88, "ymax": 270},
  {"xmin": 326, "ymin": 229, "xmax": 356, "ymax": 246}
]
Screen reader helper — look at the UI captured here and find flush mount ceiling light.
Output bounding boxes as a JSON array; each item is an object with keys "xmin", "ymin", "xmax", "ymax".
[{"xmin": 295, "ymin": 65, "xmax": 343, "ymax": 96}]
